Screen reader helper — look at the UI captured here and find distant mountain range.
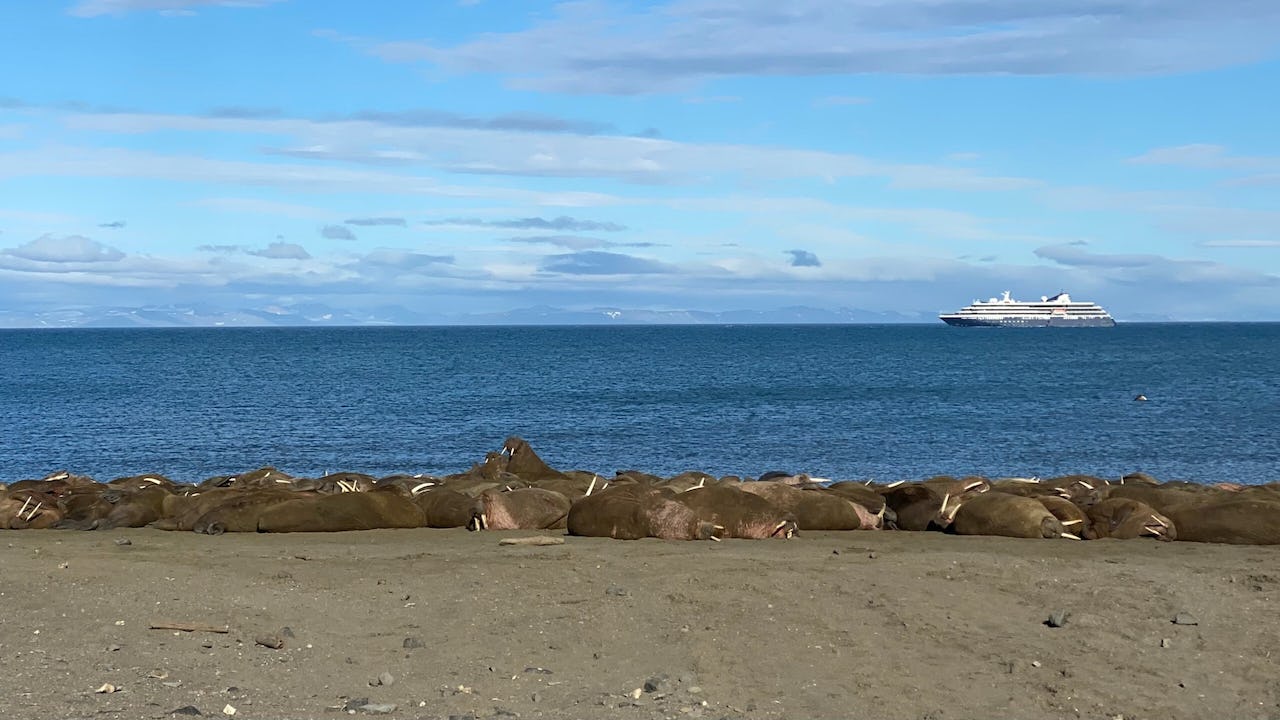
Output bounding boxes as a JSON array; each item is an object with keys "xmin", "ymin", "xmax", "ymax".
[{"xmin": 0, "ymin": 302, "xmax": 942, "ymax": 328}]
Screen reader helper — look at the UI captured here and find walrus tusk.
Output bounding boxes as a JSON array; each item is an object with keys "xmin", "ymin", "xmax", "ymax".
[
  {"xmin": 709, "ymin": 535, "xmax": 722, "ymax": 542},
  {"xmin": 1061, "ymin": 519, "xmax": 1083, "ymax": 526},
  {"xmin": 25, "ymin": 501, "xmax": 43, "ymax": 521},
  {"xmin": 18, "ymin": 496, "xmax": 31, "ymax": 518},
  {"xmin": 886, "ymin": 480, "xmax": 905, "ymax": 488},
  {"xmin": 585, "ymin": 476, "xmax": 597, "ymax": 496},
  {"xmin": 275, "ymin": 478, "xmax": 292, "ymax": 484},
  {"xmin": 1060, "ymin": 532, "xmax": 1082, "ymax": 540},
  {"xmin": 480, "ymin": 513, "xmax": 488, "ymax": 531},
  {"xmin": 1150, "ymin": 514, "xmax": 1169, "ymax": 528},
  {"xmin": 1076, "ymin": 481, "xmax": 1095, "ymax": 490},
  {"xmin": 963, "ymin": 480, "xmax": 984, "ymax": 491},
  {"xmin": 142, "ymin": 477, "xmax": 162, "ymax": 485},
  {"xmin": 410, "ymin": 482, "xmax": 435, "ymax": 495}
]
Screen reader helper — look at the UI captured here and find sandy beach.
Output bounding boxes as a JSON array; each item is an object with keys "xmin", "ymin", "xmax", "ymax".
[{"xmin": 2, "ymin": 527, "xmax": 1278, "ymax": 720}]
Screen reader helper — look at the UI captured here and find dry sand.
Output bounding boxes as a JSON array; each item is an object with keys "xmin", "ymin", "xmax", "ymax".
[{"xmin": 2, "ymin": 528, "xmax": 1278, "ymax": 720}]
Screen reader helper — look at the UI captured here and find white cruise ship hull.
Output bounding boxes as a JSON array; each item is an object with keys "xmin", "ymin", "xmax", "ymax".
[
  {"xmin": 939, "ymin": 290, "xmax": 1115, "ymax": 327},
  {"xmin": 940, "ymin": 315, "xmax": 1116, "ymax": 328}
]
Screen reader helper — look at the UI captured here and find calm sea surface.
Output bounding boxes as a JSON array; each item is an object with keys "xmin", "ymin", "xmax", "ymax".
[{"xmin": 1, "ymin": 324, "xmax": 1276, "ymax": 485}]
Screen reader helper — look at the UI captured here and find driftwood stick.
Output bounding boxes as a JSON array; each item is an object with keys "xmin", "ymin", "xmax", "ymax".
[
  {"xmin": 498, "ymin": 536, "xmax": 565, "ymax": 547},
  {"xmin": 149, "ymin": 620, "xmax": 230, "ymax": 633}
]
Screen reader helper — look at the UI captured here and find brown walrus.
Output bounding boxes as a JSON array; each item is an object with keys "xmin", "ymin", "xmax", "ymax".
[
  {"xmin": 149, "ymin": 488, "xmax": 299, "ymax": 532},
  {"xmin": 567, "ymin": 485, "xmax": 722, "ymax": 541},
  {"xmin": 1, "ymin": 491, "xmax": 65, "ymax": 529},
  {"xmin": 57, "ymin": 485, "xmax": 173, "ymax": 530},
  {"xmin": 498, "ymin": 436, "xmax": 571, "ymax": 483},
  {"xmin": 1162, "ymin": 498, "xmax": 1280, "ymax": 545},
  {"xmin": 949, "ymin": 492, "xmax": 1071, "ymax": 539},
  {"xmin": 1035, "ymin": 495, "xmax": 1096, "ymax": 539},
  {"xmin": 470, "ymin": 487, "xmax": 572, "ymax": 531},
  {"xmin": 879, "ymin": 483, "xmax": 950, "ymax": 531},
  {"xmin": 256, "ymin": 486, "xmax": 425, "ymax": 533},
  {"xmin": 738, "ymin": 482, "xmax": 876, "ymax": 530},
  {"xmin": 1086, "ymin": 498, "xmax": 1175, "ymax": 541},
  {"xmin": 413, "ymin": 488, "xmax": 477, "ymax": 528},
  {"xmin": 674, "ymin": 485, "xmax": 797, "ymax": 539}
]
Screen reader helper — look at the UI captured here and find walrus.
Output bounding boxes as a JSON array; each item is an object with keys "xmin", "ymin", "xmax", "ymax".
[
  {"xmin": 1086, "ymin": 497, "xmax": 1175, "ymax": 541},
  {"xmin": 149, "ymin": 488, "xmax": 299, "ymax": 532},
  {"xmin": 498, "ymin": 437, "xmax": 571, "ymax": 483},
  {"xmin": 528, "ymin": 474, "xmax": 598, "ymax": 500},
  {"xmin": 1, "ymin": 492, "xmax": 65, "ymax": 529},
  {"xmin": 1162, "ymin": 498, "xmax": 1280, "ymax": 545},
  {"xmin": 56, "ymin": 484, "xmax": 173, "ymax": 530},
  {"xmin": 922, "ymin": 475, "xmax": 992, "ymax": 498},
  {"xmin": 739, "ymin": 482, "xmax": 876, "ymax": 530},
  {"xmin": 413, "ymin": 488, "xmax": 477, "ymax": 528},
  {"xmin": 674, "ymin": 485, "xmax": 797, "ymax": 539},
  {"xmin": 879, "ymin": 483, "xmax": 949, "ymax": 531},
  {"xmin": 1106, "ymin": 485, "xmax": 1213, "ymax": 516},
  {"xmin": 1036, "ymin": 495, "xmax": 1097, "ymax": 539},
  {"xmin": 470, "ymin": 487, "xmax": 572, "ymax": 531},
  {"xmin": 662, "ymin": 471, "xmax": 717, "ymax": 493},
  {"xmin": 567, "ymin": 485, "xmax": 722, "ymax": 541},
  {"xmin": 824, "ymin": 482, "xmax": 888, "ymax": 515},
  {"xmin": 5, "ymin": 470, "xmax": 97, "ymax": 499},
  {"xmin": 48, "ymin": 483, "xmax": 117, "ymax": 529},
  {"xmin": 949, "ymin": 492, "xmax": 1071, "ymax": 539},
  {"xmin": 1041, "ymin": 475, "xmax": 1109, "ymax": 507},
  {"xmin": 256, "ymin": 486, "xmax": 425, "ymax": 533}
]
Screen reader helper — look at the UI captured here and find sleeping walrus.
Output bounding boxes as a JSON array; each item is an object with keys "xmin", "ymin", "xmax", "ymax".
[
  {"xmin": 469, "ymin": 487, "xmax": 572, "ymax": 531},
  {"xmin": 256, "ymin": 486, "xmax": 425, "ymax": 533},
  {"xmin": 674, "ymin": 485, "xmax": 797, "ymax": 539},
  {"xmin": 567, "ymin": 485, "xmax": 722, "ymax": 541},
  {"xmin": 950, "ymin": 492, "xmax": 1071, "ymax": 540},
  {"xmin": 1086, "ymin": 497, "xmax": 1175, "ymax": 541}
]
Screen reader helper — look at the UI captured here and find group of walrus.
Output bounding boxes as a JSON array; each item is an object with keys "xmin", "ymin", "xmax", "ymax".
[{"xmin": 2, "ymin": 437, "xmax": 1278, "ymax": 545}]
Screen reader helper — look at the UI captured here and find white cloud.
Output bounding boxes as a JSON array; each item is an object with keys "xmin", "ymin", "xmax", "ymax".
[
  {"xmin": 2, "ymin": 234, "xmax": 124, "ymax": 263},
  {"xmin": 248, "ymin": 241, "xmax": 310, "ymax": 260},
  {"xmin": 193, "ymin": 197, "xmax": 333, "ymax": 220},
  {"xmin": 1200, "ymin": 240, "xmax": 1280, "ymax": 248},
  {"xmin": 1128, "ymin": 144, "xmax": 1279, "ymax": 171},
  {"xmin": 57, "ymin": 110, "xmax": 1038, "ymax": 190},
  {"xmin": 68, "ymin": 0, "xmax": 284, "ymax": 18},
  {"xmin": 0, "ymin": 143, "xmax": 625, "ymax": 207},
  {"xmin": 813, "ymin": 96, "xmax": 872, "ymax": 107},
  {"xmin": 347, "ymin": 0, "xmax": 1280, "ymax": 94}
]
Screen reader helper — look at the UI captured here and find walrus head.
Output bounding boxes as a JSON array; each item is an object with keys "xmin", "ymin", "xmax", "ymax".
[
  {"xmin": 695, "ymin": 521, "xmax": 726, "ymax": 541},
  {"xmin": 770, "ymin": 520, "xmax": 799, "ymax": 539}
]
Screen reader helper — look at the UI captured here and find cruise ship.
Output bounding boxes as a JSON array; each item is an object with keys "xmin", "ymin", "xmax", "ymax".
[{"xmin": 939, "ymin": 291, "xmax": 1115, "ymax": 327}]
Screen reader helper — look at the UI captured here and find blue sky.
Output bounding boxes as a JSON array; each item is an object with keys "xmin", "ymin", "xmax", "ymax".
[{"xmin": 1, "ymin": 0, "xmax": 1278, "ymax": 323}]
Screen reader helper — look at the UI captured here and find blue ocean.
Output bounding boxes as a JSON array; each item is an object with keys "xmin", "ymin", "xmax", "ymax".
[{"xmin": 1, "ymin": 324, "xmax": 1276, "ymax": 485}]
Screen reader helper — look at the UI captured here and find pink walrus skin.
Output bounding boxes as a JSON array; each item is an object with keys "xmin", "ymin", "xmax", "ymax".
[
  {"xmin": 469, "ymin": 487, "xmax": 572, "ymax": 531},
  {"xmin": 567, "ymin": 484, "xmax": 722, "ymax": 541}
]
